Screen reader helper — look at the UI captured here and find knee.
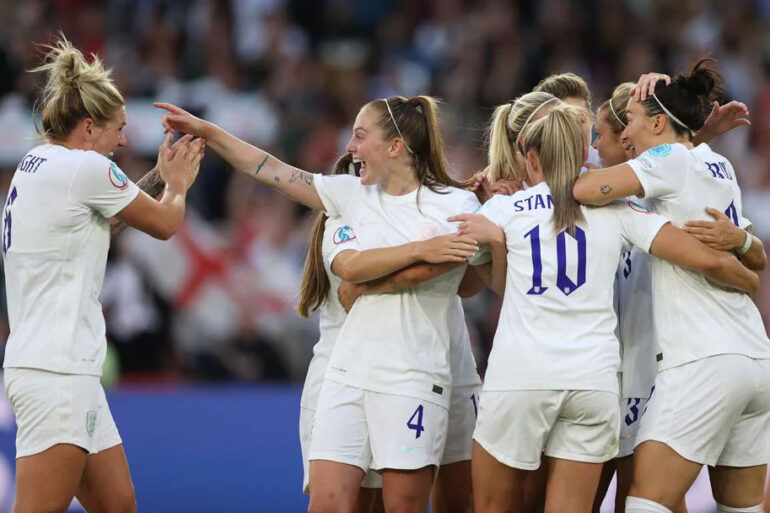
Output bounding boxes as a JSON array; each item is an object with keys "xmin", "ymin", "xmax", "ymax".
[
  {"xmin": 308, "ymin": 497, "xmax": 353, "ymax": 513},
  {"xmin": 104, "ymin": 486, "xmax": 137, "ymax": 513}
]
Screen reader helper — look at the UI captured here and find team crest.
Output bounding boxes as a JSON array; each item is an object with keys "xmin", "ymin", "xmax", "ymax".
[
  {"xmin": 86, "ymin": 411, "xmax": 97, "ymax": 437},
  {"xmin": 647, "ymin": 144, "xmax": 672, "ymax": 158},
  {"xmin": 108, "ymin": 162, "xmax": 129, "ymax": 190},
  {"xmin": 333, "ymin": 225, "xmax": 356, "ymax": 245}
]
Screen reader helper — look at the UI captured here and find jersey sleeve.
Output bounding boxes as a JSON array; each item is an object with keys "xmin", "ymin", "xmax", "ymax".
[
  {"xmin": 324, "ymin": 216, "xmax": 362, "ymax": 267},
  {"xmin": 70, "ymin": 152, "xmax": 140, "ymax": 218},
  {"xmin": 467, "ymin": 195, "xmax": 508, "ymax": 266},
  {"xmin": 626, "ymin": 143, "xmax": 688, "ymax": 199},
  {"xmin": 313, "ymin": 174, "xmax": 360, "ymax": 218},
  {"xmin": 615, "ymin": 200, "xmax": 670, "ymax": 254}
]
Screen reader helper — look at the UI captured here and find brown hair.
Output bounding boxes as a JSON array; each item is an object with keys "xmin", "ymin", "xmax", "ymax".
[
  {"xmin": 296, "ymin": 153, "xmax": 354, "ymax": 318},
  {"xmin": 486, "ymin": 92, "xmax": 560, "ymax": 183},
  {"xmin": 365, "ymin": 95, "xmax": 457, "ymax": 191},
  {"xmin": 534, "ymin": 72, "xmax": 592, "ymax": 112},
  {"xmin": 598, "ymin": 82, "xmax": 634, "ymax": 134},
  {"xmin": 31, "ymin": 35, "xmax": 124, "ymax": 142},
  {"xmin": 521, "ymin": 105, "xmax": 586, "ymax": 234}
]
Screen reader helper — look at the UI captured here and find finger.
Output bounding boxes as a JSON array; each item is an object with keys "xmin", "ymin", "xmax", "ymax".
[
  {"xmin": 451, "ymin": 235, "xmax": 479, "ymax": 245},
  {"xmin": 684, "ymin": 220, "xmax": 715, "ymax": 228},
  {"xmin": 447, "ymin": 214, "xmax": 470, "ymax": 222},
  {"xmin": 153, "ymin": 102, "xmax": 186, "ymax": 115},
  {"xmin": 683, "ymin": 226, "xmax": 714, "ymax": 236},
  {"xmin": 704, "ymin": 207, "xmax": 729, "ymax": 220}
]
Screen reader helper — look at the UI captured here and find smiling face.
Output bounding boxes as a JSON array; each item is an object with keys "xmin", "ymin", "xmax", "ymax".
[
  {"xmin": 593, "ymin": 109, "xmax": 628, "ymax": 167},
  {"xmin": 346, "ymin": 104, "xmax": 397, "ymax": 186},
  {"xmin": 89, "ymin": 106, "xmax": 127, "ymax": 157},
  {"xmin": 622, "ymin": 98, "xmax": 664, "ymax": 155}
]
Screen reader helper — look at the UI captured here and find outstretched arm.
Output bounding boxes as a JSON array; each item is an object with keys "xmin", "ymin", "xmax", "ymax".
[
  {"xmin": 155, "ymin": 102, "xmax": 324, "ymax": 210},
  {"xmin": 573, "ymin": 163, "xmax": 644, "ymax": 206},
  {"xmin": 650, "ymin": 223, "xmax": 759, "ymax": 295}
]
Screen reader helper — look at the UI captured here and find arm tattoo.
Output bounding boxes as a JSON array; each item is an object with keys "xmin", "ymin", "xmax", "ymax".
[
  {"xmin": 254, "ymin": 155, "xmax": 269, "ymax": 176},
  {"xmin": 600, "ymin": 184, "xmax": 613, "ymax": 195},
  {"xmin": 289, "ymin": 169, "xmax": 314, "ymax": 186},
  {"xmin": 111, "ymin": 167, "xmax": 164, "ymax": 239}
]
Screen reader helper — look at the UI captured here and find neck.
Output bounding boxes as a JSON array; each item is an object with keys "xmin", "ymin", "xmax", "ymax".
[
  {"xmin": 645, "ymin": 132, "xmax": 694, "ymax": 152},
  {"xmin": 52, "ymin": 133, "xmax": 90, "ymax": 152},
  {"xmin": 381, "ymin": 161, "xmax": 420, "ymax": 195}
]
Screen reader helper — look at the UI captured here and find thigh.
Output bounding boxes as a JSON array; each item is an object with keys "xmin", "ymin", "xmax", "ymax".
[
  {"xmin": 630, "ymin": 440, "xmax": 702, "ymax": 510},
  {"xmin": 381, "ymin": 467, "xmax": 434, "ymax": 513},
  {"xmin": 14, "ymin": 444, "xmax": 87, "ymax": 513},
  {"xmin": 366, "ymin": 393, "xmax": 447, "ymax": 472},
  {"xmin": 544, "ymin": 457, "xmax": 603, "ymax": 513},
  {"xmin": 592, "ymin": 459, "xmax": 616, "ymax": 513},
  {"xmin": 709, "ymin": 464, "xmax": 767, "ymax": 508},
  {"xmin": 431, "ymin": 460, "xmax": 472, "ymax": 513},
  {"xmin": 523, "ymin": 460, "xmax": 548, "ymax": 513},
  {"xmin": 545, "ymin": 391, "xmax": 619, "ymax": 464},
  {"xmin": 76, "ymin": 444, "xmax": 135, "ymax": 513},
  {"xmin": 472, "ymin": 441, "xmax": 528, "ymax": 513},
  {"xmin": 309, "ymin": 460, "xmax": 366, "ymax": 513}
]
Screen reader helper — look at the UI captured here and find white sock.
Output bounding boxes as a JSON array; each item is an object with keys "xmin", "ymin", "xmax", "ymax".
[
  {"xmin": 716, "ymin": 504, "xmax": 763, "ymax": 513},
  {"xmin": 625, "ymin": 496, "xmax": 673, "ymax": 513}
]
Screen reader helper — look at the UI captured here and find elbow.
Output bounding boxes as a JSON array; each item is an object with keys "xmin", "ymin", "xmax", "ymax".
[{"xmin": 572, "ymin": 180, "xmax": 597, "ymax": 205}]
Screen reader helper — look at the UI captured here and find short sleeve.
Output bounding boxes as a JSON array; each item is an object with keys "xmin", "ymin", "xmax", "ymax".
[
  {"xmin": 626, "ymin": 143, "xmax": 688, "ymax": 199},
  {"xmin": 324, "ymin": 216, "xmax": 362, "ymax": 267},
  {"xmin": 313, "ymin": 174, "xmax": 360, "ymax": 218},
  {"xmin": 615, "ymin": 201, "xmax": 670, "ymax": 254},
  {"xmin": 70, "ymin": 152, "xmax": 139, "ymax": 218}
]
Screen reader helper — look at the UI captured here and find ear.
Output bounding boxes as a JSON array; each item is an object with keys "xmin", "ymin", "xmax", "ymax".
[
  {"xmin": 388, "ymin": 138, "xmax": 406, "ymax": 158},
  {"xmin": 81, "ymin": 118, "xmax": 96, "ymax": 139},
  {"xmin": 526, "ymin": 149, "xmax": 539, "ymax": 173},
  {"xmin": 651, "ymin": 114, "xmax": 668, "ymax": 136}
]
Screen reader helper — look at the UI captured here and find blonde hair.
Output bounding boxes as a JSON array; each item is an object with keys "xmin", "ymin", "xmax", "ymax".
[
  {"xmin": 534, "ymin": 72, "xmax": 592, "ymax": 112},
  {"xmin": 486, "ymin": 92, "xmax": 560, "ymax": 183},
  {"xmin": 31, "ymin": 35, "xmax": 124, "ymax": 142},
  {"xmin": 297, "ymin": 153, "xmax": 355, "ymax": 318},
  {"xmin": 521, "ymin": 105, "xmax": 586, "ymax": 234},
  {"xmin": 598, "ymin": 82, "xmax": 634, "ymax": 134},
  {"xmin": 366, "ymin": 95, "xmax": 457, "ymax": 190}
]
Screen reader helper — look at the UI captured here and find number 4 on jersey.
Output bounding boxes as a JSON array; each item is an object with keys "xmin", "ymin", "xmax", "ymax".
[{"xmin": 406, "ymin": 405, "xmax": 425, "ymax": 439}]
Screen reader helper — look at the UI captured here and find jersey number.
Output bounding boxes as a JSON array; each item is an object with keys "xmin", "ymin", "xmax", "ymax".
[
  {"xmin": 524, "ymin": 225, "xmax": 587, "ymax": 296},
  {"xmin": 724, "ymin": 201, "xmax": 739, "ymax": 227},
  {"xmin": 407, "ymin": 405, "xmax": 425, "ymax": 439},
  {"xmin": 2, "ymin": 187, "xmax": 17, "ymax": 255},
  {"xmin": 622, "ymin": 251, "xmax": 632, "ymax": 278},
  {"xmin": 625, "ymin": 397, "xmax": 641, "ymax": 426}
]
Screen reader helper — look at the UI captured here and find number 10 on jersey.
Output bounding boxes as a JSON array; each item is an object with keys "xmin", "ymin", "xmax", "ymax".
[{"xmin": 524, "ymin": 224, "xmax": 586, "ymax": 296}]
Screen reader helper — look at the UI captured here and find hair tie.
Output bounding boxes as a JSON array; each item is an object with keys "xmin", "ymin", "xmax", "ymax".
[
  {"xmin": 609, "ymin": 99, "xmax": 626, "ymax": 128},
  {"xmin": 382, "ymin": 98, "xmax": 415, "ymax": 155}
]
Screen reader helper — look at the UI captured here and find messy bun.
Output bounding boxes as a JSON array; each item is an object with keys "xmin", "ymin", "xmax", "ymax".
[{"xmin": 31, "ymin": 35, "xmax": 124, "ymax": 142}]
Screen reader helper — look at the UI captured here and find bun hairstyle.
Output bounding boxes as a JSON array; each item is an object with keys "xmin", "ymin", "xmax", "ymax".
[
  {"xmin": 486, "ymin": 92, "xmax": 560, "ymax": 183},
  {"xmin": 366, "ymin": 95, "xmax": 458, "ymax": 191},
  {"xmin": 598, "ymin": 82, "xmax": 634, "ymax": 134},
  {"xmin": 520, "ymin": 104, "xmax": 586, "ymax": 234},
  {"xmin": 297, "ymin": 153, "xmax": 355, "ymax": 318},
  {"xmin": 641, "ymin": 58, "xmax": 723, "ymax": 138},
  {"xmin": 31, "ymin": 35, "xmax": 124, "ymax": 142}
]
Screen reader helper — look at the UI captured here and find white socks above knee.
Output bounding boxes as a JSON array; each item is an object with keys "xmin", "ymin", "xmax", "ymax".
[
  {"xmin": 625, "ymin": 496, "xmax": 673, "ymax": 513},
  {"xmin": 716, "ymin": 504, "xmax": 763, "ymax": 513}
]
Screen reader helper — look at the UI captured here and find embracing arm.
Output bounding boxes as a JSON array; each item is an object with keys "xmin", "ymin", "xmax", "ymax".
[
  {"xmin": 649, "ymin": 223, "xmax": 759, "ymax": 295},
  {"xmin": 474, "ymin": 236, "xmax": 507, "ymax": 295},
  {"xmin": 572, "ymin": 163, "xmax": 644, "ymax": 206},
  {"xmin": 684, "ymin": 207, "xmax": 766, "ymax": 271}
]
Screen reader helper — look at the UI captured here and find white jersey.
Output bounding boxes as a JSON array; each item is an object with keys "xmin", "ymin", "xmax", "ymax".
[
  {"xmin": 471, "ymin": 182, "xmax": 668, "ymax": 393},
  {"xmin": 3, "ymin": 144, "xmax": 139, "ymax": 376},
  {"xmin": 627, "ymin": 143, "xmax": 770, "ymax": 370},
  {"xmin": 300, "ymin": 216, "xmax": 361, "ymax": 409},
  {"xmin": 314, "ymin": 174, "xmax": 480, "ymax": 408},
  {"xmin": 449, "ymin": 297, "xmax": 481, "ymax": 387}
]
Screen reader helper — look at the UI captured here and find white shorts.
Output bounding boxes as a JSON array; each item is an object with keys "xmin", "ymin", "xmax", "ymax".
[
  {"xmin": 473, "ymin": 389, "xmax": 619, "ymax": 470},
  {"xmin": 636, "ymin": 355, "xmax": 770, "ymax": 467},
  {"xmin": 441, "ymin": 384, "xmax": 480, "ymax": 465},
  {"xmin": 300, "ymin": 405, "xmax": 382, "ymax": 493},
  {"xmin": 4, "ymin": 368, "xmax": 122, "ymax": 458},
  {"xmin": 308, "ymin": 380, "xmax": 448, "ymax": 472},
  {"xmin": 618, "ymin": 396, "xmax": 648, "ymax": 458}
]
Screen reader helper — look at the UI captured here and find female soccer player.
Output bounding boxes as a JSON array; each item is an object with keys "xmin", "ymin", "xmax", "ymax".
[
  {"xmin": 2, "ymin": 37, "xmax": 203, "ymax": 513},
  {"xmin": 574, "ymin": 59, "xmax": 770, "ymax": 513},
  {"xmin": 156, "ymin": 95, "xmax": 482, "ymax": 513},
  {"xmin": 452, "ymin": 104, "xmax": 758, "ymax": 513}
]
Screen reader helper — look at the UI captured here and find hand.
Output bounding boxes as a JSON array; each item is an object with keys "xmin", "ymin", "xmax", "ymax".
[
  {"xmin": 337, "ymin": 281, "xmax": 362, "ymax": 313},
  {"xmin": 489, "ymin": 178, "xmax": 523, "ymax": 196},
  {"xmin": 699, "ymin": 101, "xmax": 751, "ymax": 141},
  {"xmin": 630, "ymin": 72, "xmax": 671, "ymax": 101},
  {"xmin": 447, "ymin": 213, "xmax": 504, "ymax": 246},
  {"xmin": 154, "ymin": 102, "xmax": 209, "ymax": 137},
  {"xmin": 153, "ymin": 134, "xmax": 195, "ymax": 173},
  {"xmin": 158, "ymin": 133, "xmax": 206, "ymax": 192},
  {"xmin": 467, "ymin": 173, "xmax": 493, "ymax": 203},
  {"xmin": 684, "ymin": 207, "xmax": 746, "ymax": 251},
  {"xmin": 414, "ymin": 233, "xmax": 479, "ymax": 263}
]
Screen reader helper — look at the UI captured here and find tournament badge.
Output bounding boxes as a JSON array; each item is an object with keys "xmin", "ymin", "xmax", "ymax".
[{"xmin": 108, "ymin": 162, "xmax": 129, "ymax": 190}]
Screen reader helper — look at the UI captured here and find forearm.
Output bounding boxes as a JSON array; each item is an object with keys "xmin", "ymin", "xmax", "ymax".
[
  {"xmin": 153, "ymin": 184, "xmax": 187, "ymax": 238},
  {"xmin": 335, "ymin": 244, "xmax": 423, "ymax": 283},
  {"xmin": 358, "ymin": 262, "xmax": 463, "ymax": 295},
  {"xmin": 738, "ymin": 235, "xmax": 766, "ymax": 271},
  {"xmin": 706, "ymin": 251, "xmax": 759, "ymax": 295},
  {"xmin": 488, "ymin": 240, "xmax": 507, "ymax": 295},
  {"xmin": 111, "ymin": 166, "xmax": 165, "ymax": 238}
]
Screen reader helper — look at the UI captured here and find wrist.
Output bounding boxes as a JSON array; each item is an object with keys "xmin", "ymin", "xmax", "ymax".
[{"xmin": 737, "ymin": 230, "xmax": 752, "ymax": 255}]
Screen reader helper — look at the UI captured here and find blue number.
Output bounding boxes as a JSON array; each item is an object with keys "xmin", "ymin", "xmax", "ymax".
[
  {"xmin": 625, "ymin": 397, "xmax": 641, "ymax": 426},
  {"xmin": 3, "ymin": 187, "xmax": 18, "ymax": 255},
  {"xmin": 524, "ymin": 225, "xmax": 547, "ymax": 295},
  {"xmin": 556, "ymin": 227, "xmax": 586, "ymax": 295},
  {"xmin": 622, "ymin": 251, "xmax": 632, "ymax": 278},
  {"xmin": 525, "ymin": 224, "xmax": 587, "ymax": 297},
  {"xmin": 724, "ymin": 201, "xmax": 739, "ymax": 227},
  {"xmin": 470, "ymin": 394, "xmax": 478, "ymax": 418},
  {"xmin": 407, "ymin": 405, "xmax": 425, "ymax": 439}
]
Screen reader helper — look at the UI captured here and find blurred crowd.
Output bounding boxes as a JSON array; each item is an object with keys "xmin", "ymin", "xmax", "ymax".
[{"xmin": 0, "ymin": 0, "xmax": 769, "ymax": 384}]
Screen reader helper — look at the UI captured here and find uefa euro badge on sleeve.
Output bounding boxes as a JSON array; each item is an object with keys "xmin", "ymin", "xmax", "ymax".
[
  {"xmin": 86, "ymin": 411, "xmax": 97, "ymax": 437},
  {"xmin": 108, "ymin": 162, "xmax": 129, "ymax": 190}
]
